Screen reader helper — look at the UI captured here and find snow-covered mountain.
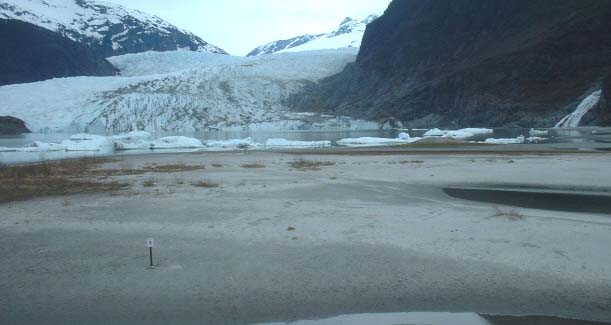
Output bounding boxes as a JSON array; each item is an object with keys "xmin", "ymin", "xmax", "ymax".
[
  {"xmin": 0, "ymin": 0, "xmax": 227, "ymax": 57},
  {"xmin": 0, "ymin": 49, "xmax": 375, "ymax": 133},
  {"xmin": 247, "ymin": 15, "xmax": 378, "ymax": 56}
]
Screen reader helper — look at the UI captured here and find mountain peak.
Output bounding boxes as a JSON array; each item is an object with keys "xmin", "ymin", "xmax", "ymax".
[
  {"xmin": 340, "ymin": 17, "xmax": 355, "ymax": 26},
  {"xmin": 361, "ymin": 14, "xmax": 379, "ymax": 24},
  {"xmin": 247, "ymin": 14, "xmax": 376, "ymax": 56},
  {"xmin": 0, "ymin": 0, "xmax": 227, "ymax": 57}
]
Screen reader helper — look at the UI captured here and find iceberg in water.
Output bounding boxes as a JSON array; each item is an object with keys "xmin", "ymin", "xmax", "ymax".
[
  {"xmin": 483, "ymin": 136, "xmax": 525, "ymax": 144},
  {"xmin": 529, "ymin": 128, "xmax": 548, "ymax": 137},
  {"xmin": 108, "ymin": 131, "xmax": 152, "ymax": 141},
  {"xmin": 264, "ymin": 138, "xmax": 331, "ymax": 148},
  {"xmin": 424, "ymin": 128, "xmax": 493, "ymax": 139},
  {"xmin": 15, "ymin": 141, "xmax": 66, "ymax": 152},
  {"xmin": 114, "ymin": 135, "xmax": 206, "ymax": 150},
  {"xmin": 337, "ymin": 136, "xmax": 420, "ymax": 147},
  {"xmin": 205, "ymin": 137, "xmax": 258, "ymax": 149},
  {"xmin": 60, "ymin": 134, "xmax": 114, "ymax": 151},
  {"xmin": 150, "ymin": 136, "xmax": 204, "ymax": 149}
]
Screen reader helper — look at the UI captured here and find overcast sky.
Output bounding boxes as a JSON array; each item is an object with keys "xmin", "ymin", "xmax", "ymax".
[{"xmin": 107, "ymin": 0, "xmax": 392, "ymax": 56}]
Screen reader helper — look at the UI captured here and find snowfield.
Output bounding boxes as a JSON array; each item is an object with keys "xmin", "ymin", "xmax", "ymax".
[
  {"xmin": 0, "ymin": 49, "xmax": 361, "ymax": 133},
  {"xmin": 249, "ymin": 15, "xmax": 378, "ymax": 56}
]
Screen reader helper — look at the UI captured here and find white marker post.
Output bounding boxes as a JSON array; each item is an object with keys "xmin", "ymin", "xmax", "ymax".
[{"xmin": 147, "ymin": 238, "xmax": 154, "ymax": 268}]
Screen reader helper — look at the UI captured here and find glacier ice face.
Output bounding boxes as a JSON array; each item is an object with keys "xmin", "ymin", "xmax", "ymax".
[{"xmin": 0, "ymin": 49, "xmax": 361, "ymax": 133}]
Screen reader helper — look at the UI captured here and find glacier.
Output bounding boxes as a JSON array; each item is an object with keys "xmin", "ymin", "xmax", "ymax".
[{"xmin": 0, "ymin": 49, "xmax": 377, "ymax": 133}]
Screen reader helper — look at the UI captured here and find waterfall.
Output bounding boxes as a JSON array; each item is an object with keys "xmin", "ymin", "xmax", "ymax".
[{"xmin": 555, "ymin": 90, "xmax": 602, "ymax": 128}]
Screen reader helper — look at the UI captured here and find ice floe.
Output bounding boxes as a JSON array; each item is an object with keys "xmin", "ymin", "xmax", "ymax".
[
  {"xmin": 337, "ymin": 136, "xmax": 420, "ymax": 147},
  {"xmin": 1, "ymin": 127, "xmax": 541, "ymax": 159},
  {"xmin": 108, "ymin": 131, "xmax": 152, "ymax": 141},
  {"xmin": 529, "ymin": 128, "xmax": 548, "ymax": 137},
  {"xmin": 483, "ymin": 136, "xmax": 525, "ymax": 144},
  {"xmin": 150, "ymin": 136, "xmax": 204, "ymax": 149},
  {"xmin": 204, "ymin": 138, "xmax": 258, "ymax": 149},
  {"xmin": 424, "ymin": 128, "xmax": 493, "ymax": 139},
  {"xmin": 264, "ymin": 138, "xmax": 331, "ymax": 148}
]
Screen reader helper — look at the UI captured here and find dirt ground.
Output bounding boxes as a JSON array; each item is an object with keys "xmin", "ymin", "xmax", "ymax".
[{"xmin": 1, "ymin": 149, "xmax": 611, "ymax": 325}]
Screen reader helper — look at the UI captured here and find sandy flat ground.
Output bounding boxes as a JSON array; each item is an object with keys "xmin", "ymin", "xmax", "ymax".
[{"xmin": 1, "ymin": 149, "xmax": 611, "ymax": 324}]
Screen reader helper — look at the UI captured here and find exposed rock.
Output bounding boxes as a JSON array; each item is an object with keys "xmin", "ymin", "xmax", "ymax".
[
  {"xmin": 0, "ymin": 19, "xmax": 116, "ymax": 85},
  {"xmin": 0, "ymin": 116, "xmax": 30, "ymax": 134},
  {"xmin": 291, "ymin": 0, "xmax": 611, "ymax": 127},
  {"xmin": 582, "ymin": 75, "xmax": 611, "ymax": 126}
]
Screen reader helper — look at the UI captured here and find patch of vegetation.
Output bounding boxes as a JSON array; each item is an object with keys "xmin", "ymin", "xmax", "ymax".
[
  {"xmin": 142, "ymin": 178, "xmax": 157, "ymax": 187},
  {"xmin": 91, "ymin": 163, "xmax": 205, "ymax": 177},
  {"xmin": 490, "ymin": 206, "xmax": 525, "ymax": 221},
  {"xmin": 241, "ymin": 163, "xmax": 266, "ymax": 169},
  {"xmin": 0, "ymin": 158, "xmax": 127, "ymax": 203},
  {"xmin": 142, "ymin": 163, "xmax": 204, "ymax": 173},
  {"xmin": 211, "ymin": 163, "xmax": 223, "ymax": 168},
  {"xmin": 400, "ymin": 160, "xmax": 424, "ymax": 164},
  {"xmin": 192, "ymin": 180, "xmax": 220, "ymax": 188},
  {"xmin": 289, "ymin": 160, "xmax": 335, "ymax": 171}
]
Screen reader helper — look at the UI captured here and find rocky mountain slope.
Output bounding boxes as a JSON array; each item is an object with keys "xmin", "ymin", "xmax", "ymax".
[
  {"xmin": 0, "ymin": 0, "xmax": 226, "ymax": 57},
  {"xmin": 0, "ymin": 49, "xmax": 370, "ymax": 133},
  {"xmin": 247, "ymin": 15, "xmax": 377, "ymax": 56},
  {"xmin": 0, "ymin": 116, "xmax": 30, "ymax": 134},
  {"xmin": 582, "ymin": 75, "xmax": 611, "ymax": 126},
  {"xmin": 0, "ymin": 19, "xmax": 116, "ymax": 86},
  {"xmin": 291, "ymin": 0, "xmax": 611, "ymax": 128}
]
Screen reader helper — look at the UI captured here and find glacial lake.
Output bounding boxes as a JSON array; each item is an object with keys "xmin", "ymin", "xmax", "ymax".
[{"xmin": 1, "ymin": 127, "xmax": 611, "ymax": 165}]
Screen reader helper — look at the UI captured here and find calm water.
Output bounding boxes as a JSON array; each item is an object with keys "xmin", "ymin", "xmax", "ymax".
[{"xmin": 1, "ymin": 127, "xmax": 611, "ymax": 165}]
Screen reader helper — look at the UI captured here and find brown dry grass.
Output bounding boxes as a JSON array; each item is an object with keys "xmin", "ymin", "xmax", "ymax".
[
  {"xmin": 490, "ymin": 206, "xmax": 525, "ymax": 221},
  {"xmin": 94, "ymin": 163, "xmax": 205, "ymax": 176},
  {"xmin": 289, "ymin": 160, "xmax": 335, "ymax": 171},
  {"xmin": 400, "ymin": 160, "xmax": 425, "ymax": 164},
  {"xmin": 241, "ymin": 163, "xmax": 266, "ymax": 169},
  {"xmin": 142, "ymin": 178, "xmax": 157, "ymax": 187},
  {"xmin": 0, "ymin": 159, "xmax": 206, "ymax": 203},
  {"xmin": 0, "ymin": 158, "xmax": 127, "ymax": 203},
  {"xmin": 191, "ymin": 180, "xmax": 220, "ymax": 188}
]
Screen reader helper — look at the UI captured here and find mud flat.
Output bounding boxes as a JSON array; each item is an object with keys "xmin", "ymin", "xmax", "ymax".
[{"xmin": 1, "ymin": 148, "xmax": 610, "ymax": 324}]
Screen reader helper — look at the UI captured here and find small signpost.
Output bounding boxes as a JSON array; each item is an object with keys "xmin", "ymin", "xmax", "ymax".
[{"xmin": 147, "ymin": 238, "xmax": 154, "ymax": 268}]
